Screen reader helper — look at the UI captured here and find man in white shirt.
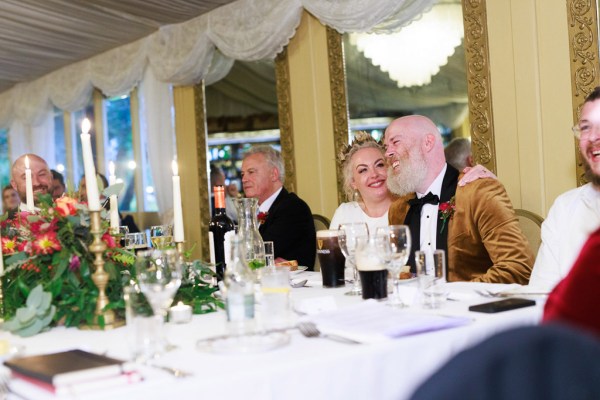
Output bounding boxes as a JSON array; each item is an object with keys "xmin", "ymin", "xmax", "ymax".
[
  {"xmin": 530, "ymin": 87, "xmax": 600, "ymax": 289},
  {"xmin": 385, "ymin": 115, "xmax": 533, "ymax": 283},
  {"xmin": 241, "ymin": 145, "xmax": 316, "ymax": 269}
]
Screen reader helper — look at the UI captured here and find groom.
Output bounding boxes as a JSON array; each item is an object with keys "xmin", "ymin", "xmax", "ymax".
[{"xmin": 384, "ymin": 115, "xmax": 533, "ymax": 284}]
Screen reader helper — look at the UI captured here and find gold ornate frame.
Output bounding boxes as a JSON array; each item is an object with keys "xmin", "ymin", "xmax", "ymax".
[
  {"xmin": 275, "ymin": 48, "xmax": 297, "ymax": 193},
  {"xmin": 566, "ymin": 0, "xmax": 599, "ymax": 185},
  {"xmin": 325, "ymin": 0, "xmax": 497, "ymax": 202},
  {"xmin": 462, "ymin": 0, "xmax": 496, "ymax": 172}
]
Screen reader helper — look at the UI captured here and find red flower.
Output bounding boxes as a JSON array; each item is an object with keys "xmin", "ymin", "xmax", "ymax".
[
  {"xmin": 55, "ymin": 196, "xmax": 79, "ymax": 217},
  {"xmin": 257, "ymin": 212, "xmax": 268, "ymax": 225},
  {"xmin": 29, "ymin": 218, "xmax": 58, "ymax": 235},
  {"xmin": 32, "ymin": 232, "xmax": 62, "ymax": 255},
  {"xmin": 438, "ymin": 196, "xmax": 456, "ymax": 234}
]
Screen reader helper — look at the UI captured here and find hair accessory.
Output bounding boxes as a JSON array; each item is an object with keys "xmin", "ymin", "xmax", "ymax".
[{"xmin": 337, "ymin": 131, "xmax": 381, "ymax": 164}]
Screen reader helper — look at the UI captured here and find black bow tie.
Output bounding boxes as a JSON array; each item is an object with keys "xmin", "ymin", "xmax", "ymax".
[{"xmin": 408, "ymin": 192, "xmax": 440, "ymax": 207}]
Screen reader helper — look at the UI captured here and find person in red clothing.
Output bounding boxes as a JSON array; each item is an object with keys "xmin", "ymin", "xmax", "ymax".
[{"xmin": 543, "ymin": 226, "xmax": 600, "ymax": 338}]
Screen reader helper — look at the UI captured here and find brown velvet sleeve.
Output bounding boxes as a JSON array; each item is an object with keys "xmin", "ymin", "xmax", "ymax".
[{"xmin": 459, "ymin": 179, "xmax": 534, "ymax": 284}]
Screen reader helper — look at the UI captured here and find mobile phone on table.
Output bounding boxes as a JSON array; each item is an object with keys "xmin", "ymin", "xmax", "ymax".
[{"xmin": 468, "ymin": 298, "xmax": 536, "ymax": 313}]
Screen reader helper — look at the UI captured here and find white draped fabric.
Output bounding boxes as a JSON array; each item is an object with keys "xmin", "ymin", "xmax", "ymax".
[
  {"xmin": 0, "ymin": 0, "xmax": 435, "ymax": 128},
  {"xmin": 138, "ymin": 67, "xmax": 176, "ymax": 222},
  {"xmin": 7, "ymin": 114, "xmax": 56, "ymax": 166}
]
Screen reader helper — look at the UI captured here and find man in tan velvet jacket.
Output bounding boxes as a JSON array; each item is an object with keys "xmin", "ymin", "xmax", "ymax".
[{"xmin": 384, "ymin": 115, "xmax": 533, "ymax": 284}]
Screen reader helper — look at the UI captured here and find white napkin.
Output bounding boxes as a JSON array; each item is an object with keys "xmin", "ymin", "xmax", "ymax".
[
  {"xmin": 444, "ymin": 282, "xmax": 523, "ymax": 301},
  {"xmin": 308, "ymin": 300, "xmax": 471, "ymax": 343}
]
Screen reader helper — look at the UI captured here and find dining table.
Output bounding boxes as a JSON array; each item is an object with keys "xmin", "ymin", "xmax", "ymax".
[{"xmin": 1, "ymin": 270, "xmax": 545, "ymax": 400}]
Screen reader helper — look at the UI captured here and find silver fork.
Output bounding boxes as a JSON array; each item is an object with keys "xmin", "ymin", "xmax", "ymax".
[{"xmin": 297, "ymin": 322, "xmax": 361, "ymax": 345}]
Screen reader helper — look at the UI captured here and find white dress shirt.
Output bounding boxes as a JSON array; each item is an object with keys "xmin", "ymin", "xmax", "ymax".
[
  {"xmin": 415, "ymin": 164, "xmax": 447, "ymax": 254},
  {"xmin": 259, "ymin": 187, "xmax": 283, "ymax": 213},
  {"xmin": 529, "ymin": 183, "xmax": 600, "ymax": 290}
]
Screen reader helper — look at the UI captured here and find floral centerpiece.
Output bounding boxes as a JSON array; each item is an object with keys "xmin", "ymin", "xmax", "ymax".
[{"xmin": 1, "ymin": 193, "xmax": 221, "ymax": 337}]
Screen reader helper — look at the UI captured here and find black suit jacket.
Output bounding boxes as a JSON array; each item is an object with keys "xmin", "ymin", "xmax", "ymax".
[{"xmin": 258, "ymin": 188, "xmax": 316, "ymax": 270}]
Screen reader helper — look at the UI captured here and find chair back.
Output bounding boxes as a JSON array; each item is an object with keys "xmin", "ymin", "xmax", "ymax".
[
  {"xmin": 514, "ymin": 208, "xmax": 544, "ymax": 256},
  {"xmin": 312, "ymin": 214, "xmax": 331, "ymax": 272}
]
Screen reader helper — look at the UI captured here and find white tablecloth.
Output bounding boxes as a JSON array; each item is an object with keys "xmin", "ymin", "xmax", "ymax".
[{"xmin": 3, "ymin": 272, "xmax": 544, "ymax": 400}]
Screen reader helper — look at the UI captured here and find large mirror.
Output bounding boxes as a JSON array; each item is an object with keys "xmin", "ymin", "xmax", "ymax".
[
  {"xmin": 327, "ymin": 0, "xmax": 495, "ymax": 201},
  {"xmin": 344, "ymin": 0, "xmax": 468, "ymax": 143}
]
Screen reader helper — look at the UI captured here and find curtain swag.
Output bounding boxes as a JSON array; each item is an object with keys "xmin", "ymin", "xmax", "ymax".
[{"xmin": 0, "ymin": 0, "xmax": 435, "ymax": 128}]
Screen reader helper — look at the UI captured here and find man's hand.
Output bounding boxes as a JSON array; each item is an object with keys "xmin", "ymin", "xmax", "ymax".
[{"xmin": 458, "ymin": 164, "xmax": 497, "ymax": 186}]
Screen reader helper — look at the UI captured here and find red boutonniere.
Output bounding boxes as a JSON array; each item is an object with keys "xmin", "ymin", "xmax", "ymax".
[
  {"xmin": 257, "ymin": 211, "xmax": 268, "ymax": 225},
  {"xmin": 438, "ymin": 196, "xmax": 456, "ymax": 234}
]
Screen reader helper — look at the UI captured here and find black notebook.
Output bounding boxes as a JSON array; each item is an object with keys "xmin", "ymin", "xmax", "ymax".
[{"xmin": 4, "ymin": 349, "xmax": 128, "ymax": 386}]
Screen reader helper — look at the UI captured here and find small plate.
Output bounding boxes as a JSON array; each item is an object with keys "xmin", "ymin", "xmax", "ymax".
[
  {"xmin": 291, "ymin": 266, "xmax": 308, "ymax": 274},
  {"xmin": 197, "ymin": 332, "xmax": 290, "ymax": 354}
]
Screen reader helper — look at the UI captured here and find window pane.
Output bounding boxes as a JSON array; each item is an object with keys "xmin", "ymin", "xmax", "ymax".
[
  {"xmin": 53, "ymin": 108, "xmax": 67, "ymax": 179},
  {"xmin": 105, "ymin": 95, "xmax": 137, "ymax": 212},
  {"xmin": 0, "ymin": 128, "xmax": 9, "ymax": 188}
]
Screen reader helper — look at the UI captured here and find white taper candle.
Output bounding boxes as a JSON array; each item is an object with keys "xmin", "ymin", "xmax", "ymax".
[
  {"xmin": 172, "ymin": 160, "xmax": 185, "ymax": 243},
  {"xmin": 80, "ymin": 118, "xmax": 101, "ymax": 211}
]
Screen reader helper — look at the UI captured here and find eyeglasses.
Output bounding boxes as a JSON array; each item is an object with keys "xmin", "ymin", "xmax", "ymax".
[{"xmin": 572, "ymin": 123, "xmax": 600, "ymax": 139}]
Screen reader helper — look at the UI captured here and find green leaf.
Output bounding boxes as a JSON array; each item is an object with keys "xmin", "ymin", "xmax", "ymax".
[
  {"xmin": 16, "ymin": 307, "xmax": 36, "ymax": 324},
  {"xmin": 16, "ymin": 318, "xmax": 45, "ymax": 337},
  {"xmin": 102, "ymin": 182, "xmax": 124, "ymax": 198},
  {"xmin": 26, "ymin": 285, "xmax": 44, "ymax": 309}
]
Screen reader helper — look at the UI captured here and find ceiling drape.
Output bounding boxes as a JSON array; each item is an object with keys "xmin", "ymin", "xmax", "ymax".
[{"xmin": 0, "ymin": 0, "xmax": 436, "ymax": 129}]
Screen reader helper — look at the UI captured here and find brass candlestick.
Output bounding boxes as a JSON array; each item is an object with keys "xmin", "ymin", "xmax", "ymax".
[
  {"xmin": 82, "ymin": 210, "xmax": 124, "ymax": 330},
  {"xmin": 175, "ymin": 241, "xmax": 185, "ymax": 254}
]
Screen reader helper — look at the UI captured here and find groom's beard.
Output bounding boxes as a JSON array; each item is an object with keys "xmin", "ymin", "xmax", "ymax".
[{"xmin": 386, "ymin": 148, "xmax": 428, "ymax": 196}]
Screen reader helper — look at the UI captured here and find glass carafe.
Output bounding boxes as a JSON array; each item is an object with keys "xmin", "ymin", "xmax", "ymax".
[{"xmin": 234, "ymin": 198, "xmax": 266, "ymax": 273}]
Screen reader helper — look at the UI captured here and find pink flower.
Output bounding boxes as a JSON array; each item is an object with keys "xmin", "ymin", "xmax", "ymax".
[
  {"xmin": 102, "ymin": 232, "xmax": 117, "ymax": 249},
  {"xmin": 32, "ymin": 232, "xmax": 62, "ymax": 255},
  {"xmin": 69, "ymin": 255, "xmax": 81, "ymax": 271}
]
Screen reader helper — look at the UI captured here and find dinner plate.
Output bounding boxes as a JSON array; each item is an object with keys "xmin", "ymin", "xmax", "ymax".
[
  {"xmin": 397, "ymin": 277, "xmax": 417, "ymax": 284},
  {"xmin": 196, "ymin": 332, "xmax": 290, "ymax": 354},
  {"xmin": 291, "ymin": 266, "xmax": 308, "ymax": 274}
]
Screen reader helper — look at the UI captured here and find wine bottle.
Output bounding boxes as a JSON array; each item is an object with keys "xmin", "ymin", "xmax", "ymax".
[{"xmin": 209, "ymin": 185, "xmax": 235, "ymax": 281}]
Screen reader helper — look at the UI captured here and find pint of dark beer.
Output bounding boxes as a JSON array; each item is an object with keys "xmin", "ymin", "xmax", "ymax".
[
  {"xmin": 316, "ymin": 230, "xmax": 345, "ymax": 287},
  {"xmin": 356, "ymin": 236, "xmax": 388, "ymax": 300}
]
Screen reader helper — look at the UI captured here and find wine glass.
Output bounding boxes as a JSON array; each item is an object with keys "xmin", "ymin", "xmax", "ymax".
[
  {"xmin": 150, "ymin": 225, "xmax": 174, "ymax": 250},
  {"xmin": 377, "ymin": 225, "xmax": 411, "ymax": 308},
  {"xmin": 338, "ymin": 222, "xmax": 369, "ymax": 296},
  {"xmin": 135, "ymin": 249, "xmax": 182, "ymax": 358}
]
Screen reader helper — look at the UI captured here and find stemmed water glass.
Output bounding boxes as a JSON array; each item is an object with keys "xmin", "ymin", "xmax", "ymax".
[
  {"xmin": 338, "ymin": 222, "xmax": 369, "ymax": 296},
  {"xmin": 377, "ymin": 225, "xmax": 411, "ymax": 308},
  {"xmin": 135, "ymin": 249, "xmax": 182, "ymax": 358}
]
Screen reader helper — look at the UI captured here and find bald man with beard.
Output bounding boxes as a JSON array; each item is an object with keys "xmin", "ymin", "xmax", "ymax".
[
  {"xmin": 10, "ymin": 154, "xmax": 53, "ymax": 209},
  {"xmin": 384, "ymin": 115, "xmax": 533, "ymax": 284}
]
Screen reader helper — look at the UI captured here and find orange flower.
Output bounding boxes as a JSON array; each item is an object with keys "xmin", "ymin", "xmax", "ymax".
[
  {"xmin": 32, "ymin": 232, "xmax": 62, "ymax": 255},
  {"xmin": 55, "ymin": 196, "xmax": 79, "ymax": 217},
  {"xmin": 1, "ymin": 237, "xmax": 19, "ymax": 254}
]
